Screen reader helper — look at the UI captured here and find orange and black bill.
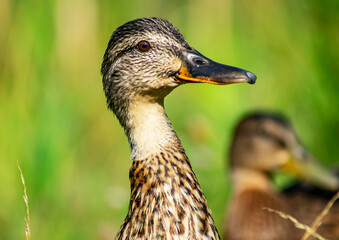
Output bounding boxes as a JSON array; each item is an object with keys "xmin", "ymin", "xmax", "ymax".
[{"xmin": 175, "ymin": 50, "xmax": 256, "ymax": 85}]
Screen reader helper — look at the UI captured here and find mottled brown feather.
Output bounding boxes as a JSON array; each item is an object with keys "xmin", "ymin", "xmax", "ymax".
[{"xmin": 115, "ymin": 144, "xmax": 219, "ymax": 239}]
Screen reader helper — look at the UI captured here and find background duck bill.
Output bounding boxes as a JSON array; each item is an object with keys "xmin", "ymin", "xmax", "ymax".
[
  {"xmin": 282, "ymin": 148, "xmax": 339, "ymax": 191},
  {"xmin": 176, "ymin": 50, "xmax": 256, "ymax": 85}
]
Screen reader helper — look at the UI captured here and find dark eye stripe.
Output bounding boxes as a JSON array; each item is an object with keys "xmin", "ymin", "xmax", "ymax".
[
  {"xmin": 114, "ymin": 46, "xmax": 134, "ymax": 61},
  {"xmin": 257, "ymin": 130, "xmax": 287, "ymax": 148}
]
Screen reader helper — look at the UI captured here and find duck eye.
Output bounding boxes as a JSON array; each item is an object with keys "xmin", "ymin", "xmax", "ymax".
[{"xmin": 137, "ymin": 41, "xmax": 151, "ymax": 52}]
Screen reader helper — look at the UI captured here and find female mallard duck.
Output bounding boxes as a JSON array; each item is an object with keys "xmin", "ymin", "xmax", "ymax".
[
  {"xmin": 224, "ymin": 112, "xmax": 339, "ymax": 240},
  {"xmin": 101, "ymin": 18, "xmax": 256, "ymax": 240}
]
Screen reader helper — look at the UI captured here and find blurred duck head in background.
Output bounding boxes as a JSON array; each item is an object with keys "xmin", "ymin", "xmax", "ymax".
[{"xmin": 230, "ymin": 111, "xmax": 339, "ymax": 191}]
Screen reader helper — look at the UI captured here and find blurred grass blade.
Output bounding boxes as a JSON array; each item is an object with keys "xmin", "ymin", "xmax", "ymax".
[
  {"xmin": 301, "ymin": 191, "xmax": 339, "ymax": 240},
  {"xmin": 263, "ymin": 207, "xmax": 327, "ymax": 240},
  {"xmin": 17, "ymin": 161, "xmax": 31, "ymax": 240}
]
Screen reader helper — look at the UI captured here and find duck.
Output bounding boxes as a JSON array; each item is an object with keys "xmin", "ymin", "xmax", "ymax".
[
  {"xmin": 101, "ymin": 17, "xmax": 256, "ymax": 240},
  {"xmin": 224, "ymin": 112, "xmax": 339, "ymax": 240}
]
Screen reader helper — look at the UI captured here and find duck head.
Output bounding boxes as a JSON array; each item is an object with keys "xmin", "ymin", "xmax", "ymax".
[
  {"xmin": 230, "ymin": 112, "xmax": 339, "ymax": 191},
  {"xmin": 101, "ymin": 18, "xmax": 256, "ymax": 123}
]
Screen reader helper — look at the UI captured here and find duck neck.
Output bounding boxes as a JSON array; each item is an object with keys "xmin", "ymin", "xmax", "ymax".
[
  {"xmin": 231, "ymin": 167, "xmax": 275, "ymax": 194},
  {"xmin": 123, "ymin": 96, "xmax": 181, "ymax": 161},
  {"xmin": 114, "ymin": 96, "xmax": 220, "ymax": 239}
]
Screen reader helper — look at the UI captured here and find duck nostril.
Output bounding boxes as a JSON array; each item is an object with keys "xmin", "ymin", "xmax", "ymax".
[{"xmin": 192, "ymin": 57, "xmax": 207, "ymax": 66}]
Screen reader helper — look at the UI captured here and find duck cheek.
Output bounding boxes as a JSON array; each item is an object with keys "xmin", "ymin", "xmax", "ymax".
[
  {"xmin": 274, "ymin": 149, "xmax": 290, "ymax": 167},
  {"xmin": 171, "ymin": 57, "xmax": 183, "ymax": 72},
  {"xmin": 151, "ymin": 77, "xmax": 177, "ymax": 90}
]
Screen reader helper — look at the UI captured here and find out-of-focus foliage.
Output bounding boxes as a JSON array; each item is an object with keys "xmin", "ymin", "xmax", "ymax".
[{"xmin": 0, "ymin": 0, "xmax": 338, "ymax": 239}]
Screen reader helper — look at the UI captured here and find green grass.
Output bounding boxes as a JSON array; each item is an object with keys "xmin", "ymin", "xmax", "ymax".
[{"xmin": 1, "ymin": 0, "xmax": 338, "ymax": 239}]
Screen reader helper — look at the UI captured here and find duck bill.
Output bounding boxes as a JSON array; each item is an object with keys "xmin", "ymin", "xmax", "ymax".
[
  {"xmin": 282, "ymin": 145, "xmax": 339, "ymax": 191},
  {"xmin": 175, "ymin": 50, "xmax": 256, "ymax": 85}
]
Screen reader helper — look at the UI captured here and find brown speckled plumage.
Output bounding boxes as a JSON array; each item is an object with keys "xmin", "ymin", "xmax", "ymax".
[
  {"xmin": 116, "ymin": 143, "xmax": 218, "ymax": 239},
  {"xmin": 101, "ymin": 18, "xmax": 255, "ymax": 239}
]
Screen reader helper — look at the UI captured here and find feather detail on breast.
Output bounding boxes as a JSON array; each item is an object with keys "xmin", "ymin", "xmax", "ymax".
[{"xmin": 115, "ymin": 146, "xmax": 219, "ymax": 240}]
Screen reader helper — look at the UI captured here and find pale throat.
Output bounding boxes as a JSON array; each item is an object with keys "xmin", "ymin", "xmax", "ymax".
[
  {"xmin": 231, "ymin": 167, "xmax": 275, "ymax": 194},
  {"xmin": 126, "ymin": 96, "xmax": 180, "ymax": 160}
]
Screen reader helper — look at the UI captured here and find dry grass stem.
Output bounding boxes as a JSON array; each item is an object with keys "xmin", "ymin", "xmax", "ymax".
[
  {"xmin": 301, "ymin": 191, "xmax": 339, "ymax": 240},
  {"xmin": 263, "ymin": 208, "xmax": 327, "ymax": 240},
  {"xmin": 17, "ymin": 161, "xmax": 31, "ymax": 240}
]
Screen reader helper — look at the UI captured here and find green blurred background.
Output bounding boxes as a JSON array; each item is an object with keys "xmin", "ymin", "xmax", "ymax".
[{"xmin": 1, "ymin": 0, "xmax": 338, "ymax": 239}]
